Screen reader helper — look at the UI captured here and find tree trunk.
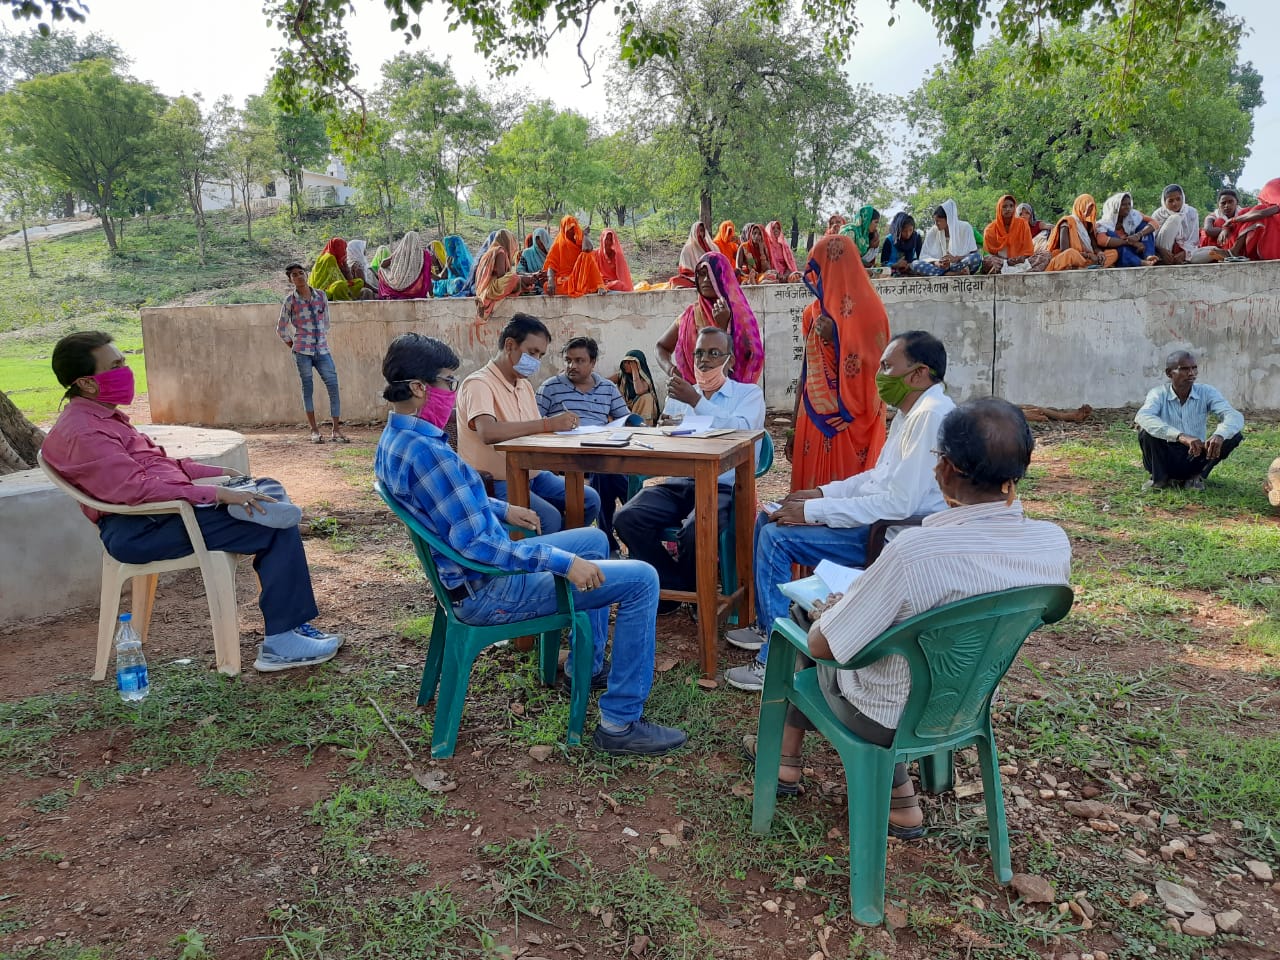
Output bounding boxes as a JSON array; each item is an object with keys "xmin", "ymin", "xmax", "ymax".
[
  {"xmin": 243, "ymin": 190, "xmax": 255, "ymax": 242},
  {"xmin": 0, "ymin": 388, "xmax": 45, "ymax": 475},
  {"xmin": 790, "ymin": 214, "xmax": 800, "ymax": 253},
  {"xmin": 19, "ymin": 214, "xmax": 35, "ymax": 279},
  {"xmin": 196, "ymin": 216, "xmax": 207, "ymax": 266},
  {"xmin": 699, "ymin": 189, "xmax": 712, "ymax": 232},
  {"xmin": 97, "ymin": 210, "xmax": 118, "ymax": 252},
  {"xmin": 61, "ymin": 190, "xmax": 74, "ymax": 218}
]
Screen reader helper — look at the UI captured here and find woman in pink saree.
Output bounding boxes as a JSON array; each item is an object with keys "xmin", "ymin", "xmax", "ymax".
[{"xmin": 655, "ymin": 250, "xmax": 763, "ymax": 385}]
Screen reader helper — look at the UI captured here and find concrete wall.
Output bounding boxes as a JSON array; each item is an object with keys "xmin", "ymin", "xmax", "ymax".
[
  {"xmin": 0, "ymin": 426, "xmax": 249, "ymax": 624},
  {"xmin": 141, "ymin": 262, "xmax": 1280, "ymax": 426}
]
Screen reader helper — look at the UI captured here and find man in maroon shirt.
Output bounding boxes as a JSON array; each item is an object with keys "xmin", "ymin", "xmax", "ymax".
[{"xmin": 41, "ymin": 331, "xmax": 343, "ymax": 672}]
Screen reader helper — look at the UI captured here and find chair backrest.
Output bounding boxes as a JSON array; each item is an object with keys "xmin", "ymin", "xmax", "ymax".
[
  {"xmin": 37, "ymin": 450, "xmax": 117, "ymax": 513},
  {"xmin": 843, "ymin": 585, "xmax": 1073, "ymax": 750},
  {"xmin": 756, "ymin": 431, "xmax": 774, "ymax": 477},
  {"xmin": 374, "ymin": 480, "xmax": 505, "ymax": 612}
]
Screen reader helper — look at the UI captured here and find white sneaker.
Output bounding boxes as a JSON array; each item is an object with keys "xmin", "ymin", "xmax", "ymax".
[
  {"xmin": 725, "ymin": 660, "xmax": 766, "ymax": 692},
  {"xmin": 725, "ymin": 626, "xmax": 766, "ymax": 652},
  {"xmin": 254, "ymin": 629, "xmax": 343, "ymax": 672}
]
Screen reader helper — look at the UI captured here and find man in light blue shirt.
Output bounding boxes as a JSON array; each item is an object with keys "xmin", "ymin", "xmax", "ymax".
[
  {"xmin": 613, "ymin": 326, "xmax": 765, "ymax": 597},
  {"xmin": 1135, "ymin": 350, "xmax": 1243, "ymax": 490}
]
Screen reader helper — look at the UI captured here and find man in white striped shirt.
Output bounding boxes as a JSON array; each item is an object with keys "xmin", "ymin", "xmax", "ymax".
[{"xmin": 747, "ymin": 398, "xmax": 1071, "ymax": 838}]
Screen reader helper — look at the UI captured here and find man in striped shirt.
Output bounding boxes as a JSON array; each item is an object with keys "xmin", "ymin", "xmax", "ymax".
[{"xmin": 749, "ymin": 398, "xmax": 1071, "ymax": 838}]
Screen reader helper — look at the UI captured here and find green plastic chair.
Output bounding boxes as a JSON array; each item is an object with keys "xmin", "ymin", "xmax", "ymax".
[
  {"xmin": 375, "ymin": 481, "xmax": 594, "ymax": 759},
  {"xmin": 751, "ymin": 584, "xmax": 1074, "ymax": 925}
]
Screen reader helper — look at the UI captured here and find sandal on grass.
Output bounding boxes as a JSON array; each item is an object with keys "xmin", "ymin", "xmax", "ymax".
[
  {"xmin": 741, "ymin": 734, "xmax": 806, "ymax": 797},
  {"xmin": 889, "ymin": 793, "xmax": 926, "ymax": 841}
]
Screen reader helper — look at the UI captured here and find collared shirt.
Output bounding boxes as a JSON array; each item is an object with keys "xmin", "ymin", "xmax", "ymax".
[
  {"xmin": 806, "ymin": 383, "xmax": 953, "ymax": 528},
  {"xmin": 40, "ymin": 397, "xmax": 226, "ymax": 523},
  {"xmin": 277, "ymin": 286, "xmax": 331, "ymax": 355},
  {"xmin": 374, "ymin": 412, "xmax": 574, "ymax": 591},
  {"xmin": 664, "ymin": 377, "xmax": 766, "ymax": 484},
  {"xmin": 536, "ymin": 372, "xmax": 631, "ymax": 425},
  {"xmin": 456, "ymin": 361, "xmax": 544, "ymax": 477},
  {"xmin": 820, "ymin": 500, "xmax": 1072, "ymax": 729},
  {"xmin": 1134, "ymin": 382, "xmax": 1243, "ymax": 442}
]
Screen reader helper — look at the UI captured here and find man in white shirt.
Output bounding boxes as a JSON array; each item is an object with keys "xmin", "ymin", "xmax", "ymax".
[
  {"xmin": 744, "ymin": 398, "xmax": 1071, "ymax": 838},
  {"xmin": 726, "ymin": 331, "xmax": 954, "ymax": 692},
  {"xmin": 614, "ymin": 326, "xmax": 765, "ymax": 598}
]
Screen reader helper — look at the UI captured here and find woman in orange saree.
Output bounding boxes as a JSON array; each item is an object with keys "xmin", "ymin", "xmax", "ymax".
[
  {"xmin": 735, "ymin": 223, "xmax": 779, "ymax": 284},
  {"xmin": 1046, "ymin": 194, "xmax": 1118, "ymax": 271},
  {"xmin": 596, "ymin": 228, "xmax": 634, "ymax": 291},
  {"xmin": 713, "ymin": 220, "xmax": 740, "ymax": 261},
  {"xmin": 671, "ymin": 221, "xmax": 717, "ymax": 287},
  {"xmin": 545, "ymin": 215, "xmax": 605, "ymax": 296},
  {"xmin": 788, "ymin": 233, "xmax": 889, "ymax": 492}
]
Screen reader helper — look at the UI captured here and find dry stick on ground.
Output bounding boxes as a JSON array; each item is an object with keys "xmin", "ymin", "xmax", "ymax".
[{"xmin": 367, "ymin": 695, "xmax": 415, "ymax": 761}]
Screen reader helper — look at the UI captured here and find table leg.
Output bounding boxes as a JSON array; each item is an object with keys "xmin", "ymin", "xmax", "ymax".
[
  {"xmin": 735, "ymin": 456, "xmax": 756, "ymax": 629},
  {"xmin": 506, "ymin": 459, "xmax": 531, "ymax": 540},
  {"xmin": 565, "ymin": 472, "xmax": 585, "ymax": 529},
  {"xmin": 694, "ymin": 461, "xmax": 720, "ymax": 679}
]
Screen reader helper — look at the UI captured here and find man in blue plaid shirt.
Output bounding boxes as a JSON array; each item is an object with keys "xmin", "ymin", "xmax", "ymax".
[{"xmin": 374, "ymin": 333, "xmax": 687, "ymax": 757}]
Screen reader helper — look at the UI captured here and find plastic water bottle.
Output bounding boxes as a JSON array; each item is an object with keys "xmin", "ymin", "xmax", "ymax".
[{"xmin": 114, "ymin": 613, "xmax": 149, "ymax": 703}]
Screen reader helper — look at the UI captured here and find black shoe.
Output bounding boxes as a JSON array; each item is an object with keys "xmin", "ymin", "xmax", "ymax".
[
  {"xmin": 558, "ymin": 658, "xmax": 611, "ymax": 693},
  {"xmin": 591, "ymin": 717, "xmax": 688, "ymax": 756},
  {"xmin": 1185, "ymin": 476, "xmax": 1206, "ymax": 491}
]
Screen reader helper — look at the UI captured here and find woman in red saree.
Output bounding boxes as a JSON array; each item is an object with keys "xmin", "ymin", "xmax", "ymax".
[
  {"xmin": 655, "ymin": 250, "xmax": 764, "ymax": 385},
  {"xmin": 765, "ymin": 220, "xmax": 801, "ymax": 282},
  {"xmin": 735, "ymin": 223, "xmax": 779, "ymax": 284},
  {"xmin": 788, "ymin": 233, "xmax": 889, "ymax": 492},
  {"xmin": 596, "ymin": 228, "xmax": 634, "ymax": 291},
  {"xmin": 1220, "ymin": 178, "xmax": 1280, "ymax": 261},
  {"xmin": 545, "ymin": 215, "xmax": 605, "ymax": 296},
  {"xmin": 670, "ymin": 221, "xmax": 717, "ymax": 287}
]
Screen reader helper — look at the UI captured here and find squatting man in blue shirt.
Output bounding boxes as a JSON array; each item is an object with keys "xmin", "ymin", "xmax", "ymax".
[
  {"xmin": 1134, "ymin": 350, "xmax": 1243, "ymax": 491},
  {"xmin": 374, "ymin": 332, "xmax": 687, "ymax": 757}
]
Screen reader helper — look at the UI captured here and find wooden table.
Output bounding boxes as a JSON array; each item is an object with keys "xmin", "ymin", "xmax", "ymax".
[{"xmin": 495, "ymin": 430, "xmax": 764, "ymax": 678}]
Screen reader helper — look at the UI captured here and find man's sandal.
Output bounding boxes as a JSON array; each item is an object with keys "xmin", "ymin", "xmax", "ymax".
[
  {"xmin": 309, "ymin": 431, "xmax": 324, "ymax": 444},
  {"xmin": 741, "ymin": 735, "xmax": 806, "ymax": 797},
  {"xmin": 888, "ymin": 793, "xmax": 927, "ymax": 841},
  {"xmin": 1267, "ymin": 457, "xmax": 1280, "ymax": 508}
]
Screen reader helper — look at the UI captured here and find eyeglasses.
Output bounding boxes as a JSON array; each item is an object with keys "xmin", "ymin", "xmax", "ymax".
[
  {"xmin": 693, "ymin": 349, "xmax": 730, "ymax": 361},
  {"xmin": 433, "ymin": 375, "xmax": 460, "ymax": 391}
]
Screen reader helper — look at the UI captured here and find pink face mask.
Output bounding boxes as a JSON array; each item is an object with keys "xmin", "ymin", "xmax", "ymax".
[
  {"xmin": 418, "ymin": 385, "xmax": 457, "ymax": 429},
  {"xmin": 91, "ymin": 366, "xmax": 135, "ymax": 406}
]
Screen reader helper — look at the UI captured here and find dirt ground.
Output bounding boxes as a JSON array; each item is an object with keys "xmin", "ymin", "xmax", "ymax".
[{"xmin": 2, "ymin": 409, "xmax": 1278, "ymax": 960}]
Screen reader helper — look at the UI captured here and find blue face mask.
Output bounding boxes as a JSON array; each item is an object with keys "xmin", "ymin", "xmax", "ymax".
[{"xmin": 513, "ymin": 350, "xmax": 541, "ymax": 378}]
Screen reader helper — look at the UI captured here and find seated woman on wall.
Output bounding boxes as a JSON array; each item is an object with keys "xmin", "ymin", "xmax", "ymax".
[
  {"xmin": 713, "ymin": 220, "xmax": 740, "ymax": 261},
  {"xmin": 474, "ymin": 229, "xmax": 536, "ymax": 322},
  {"xmin": 1016, "ymin": 203, "xmax": 1053, "ymax": 254},
  {"xmin": 841, "ymin": 205, "xmax": 882, "ymax": 271},
  {"xmin": 765, "ymin": 220, "xmax": 802, "ymax": 282},
  {"xmin": 545, "ymin": 215, "xmax": 606, "ymax": 296},
  {"xmin": 429, "ymin": 239, "xmax": 450, "ymax": 293},
  {"xmin": 597, "ymin": 229, "xmax": 635, "ymax": 292},
  {"xmin": 378, "ymin": 231, "xmax": 434, "ymax": 299},
  {"xmin": 611, "ymin": 349, "xmax": 664, "ymax": 426},
  {"xmin": 825, "ymin": 213, "xmax": 848, "ymax": 235},
  {"xmin": 1096, "ymin": 191, "xmax": 1159, "ymax": 268},
  {"xmin": 736, "ymin": 223, "xmax": 780, "ymax": 284},
  {"xmin": 311, "ymin": 237, "xmax": 368, "ymax": 301},
  {"xmin": 1152, "ymin": 184, "xmax": 1226, "ymax": 266},
  {"xmin": 671, "ymin": 221, "xmax": 717, "ymax": 288},
  {"xmin": 346, "ymin": 239, "xmax": 377, "ymax": 288},
  {"xmin": 1202, "ymin": 188, "xmax": 1239, "ymax": 248},
  {"xmin": 912, "ymin": 200, "xmax": 982, "ymax": 276},
  {"xmin": 881, "ymin": 213, "xmax": 923, "ymax": 275},
  {"xmin": 432, "ymin": 235, "xmax": 473, "ymax": 297},
  {"xmin": 1046, "ymin": 195, "xmax": 1118, "ymax": 271},
  {"xmin": 982, "ymin": 194, "xmax": 1048, "ymax": 274},
  {"xmin": 1218, "ymin": 178, "xmax": 1280, "ymax": 261},
  {"xmin": 656, "ymin": 251, "xmax": 764, "ymax": 385},
  {"xmin": 518, "ymin": 227, "xmax": 551, "ymax": 293}
]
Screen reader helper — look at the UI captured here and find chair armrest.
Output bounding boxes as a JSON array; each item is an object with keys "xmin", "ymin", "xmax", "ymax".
[
  {"xmin": 865, "ymin": 514, "xmax": 929, "ymax": 566},
  {"xmin": 767, "ymin": 616, "xmax": 840, "ymax": 666}
]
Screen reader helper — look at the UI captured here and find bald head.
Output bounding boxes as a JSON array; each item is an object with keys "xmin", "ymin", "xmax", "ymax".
[
  {"xmin": 937, "ymin": 398, "xmax": 1034, "ymax": 494},
  {"xmin": 1165, "ymin": 350, "xmax": 1195, "ymax": 374}
]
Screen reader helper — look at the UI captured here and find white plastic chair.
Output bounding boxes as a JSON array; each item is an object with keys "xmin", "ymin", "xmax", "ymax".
[{"xmin": 37, "ymin": 452, "xmax": 242, "ymax": 679}]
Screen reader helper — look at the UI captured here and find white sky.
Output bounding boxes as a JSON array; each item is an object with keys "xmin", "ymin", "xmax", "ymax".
[{"xmin": 59, "ymin": 0, "xmax": 1277, "ymax": 191}]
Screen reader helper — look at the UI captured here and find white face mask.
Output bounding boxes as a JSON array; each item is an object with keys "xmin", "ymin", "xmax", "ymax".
[{"xmin": 513, "ymin": 350, "xmax": 541, "ymax": 378}]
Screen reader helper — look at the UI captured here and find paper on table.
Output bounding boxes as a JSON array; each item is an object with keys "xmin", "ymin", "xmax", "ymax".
[
  {"xmin": 555, "ymin": 416, "xmax": 631, "ymax": 436},
  {"xmin": 814, "ymin": 559, "xmax": 863, "ymax": 595},
  {"xmin": 663, "ymin": 415, "xmax": 714, "ymax": 435}
]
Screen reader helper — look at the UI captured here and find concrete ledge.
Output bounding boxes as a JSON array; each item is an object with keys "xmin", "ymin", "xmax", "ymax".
[
  {"xmin": 141, "ymin": 261, "xmax": 1280, "ymax": 425},
  {"xmin": 0, "ymin": 425, "xmax": 249, "ymax": 624}
]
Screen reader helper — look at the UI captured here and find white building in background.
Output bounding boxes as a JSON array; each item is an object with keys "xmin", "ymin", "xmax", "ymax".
[{"xmin": 201, "ymin": 157, "xmax": 354, "ymax": 212}]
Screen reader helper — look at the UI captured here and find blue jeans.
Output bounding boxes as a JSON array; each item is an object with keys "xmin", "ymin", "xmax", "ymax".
[
  {"xmin": 492, "ymin": 472, "xmax": 601, "ymax": 536},
  {"xmin": 753, "ymin": 512, "xmax": 869, "ymax": 664},
  {"xmin": 1105, "ymin": 230, "xmax": 1156, "ymax": 268},
  {"xmin": 453, "ymin": 527, "xmax": 658, "ymax": 726},
  {"xmin": 294, "ymin": 351, "xmax": 341, "ymax": 417},
  {"xmin": 910, "ymin": 250, "xmax": 982, "ymax": 276}
]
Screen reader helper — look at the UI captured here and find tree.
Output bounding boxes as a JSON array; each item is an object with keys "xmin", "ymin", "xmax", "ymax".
[
  {"xmin": 262, "ymin": 0, "xmax": 1242, "ymax": 126},
  {"xmin": 905, "ymin": 22, "xmax": 1262, "ymax": 223},
  {"xmin": 220, "ymin": 105, "xmax": 276, "ymax": 242},
  {"xmin": 0, "ymin": 23, "xmax": 120, "ymax": 91},
  {"xmin": 162, "ymin": 95, "xmax": 230, "ymax": 264},
  {"xmin": 5, "ymin": 59, "xmax": 163, "ymax": 252},
  {"xmin": 246, "ymin": 91, "xmax": 329, "ymax": 222},
  {"xmin": 335, "ymin": 113, "xmax": 406, "ymax": 247},
  {"xmin": 0, "ymin": 128, "xmax": 57, "ymax": 277},
  {"xmin": 0, "ymin": 387, "xmax": 45, "ymax": 475}
]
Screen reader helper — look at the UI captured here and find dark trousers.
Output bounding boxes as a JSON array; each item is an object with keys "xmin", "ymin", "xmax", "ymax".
[
  {"xmin": 1138, "ymin": 429, "xmax": 1242, "ymax": 484},
  {"xmin": 589, "ymin": 472, "xmax": 630, "ymax": 553},
  {"xmin": 98, "ymin": 508, "xmax": 319, "ymax": 636},
  {"xmin": 612, "ymin": 477, "xmax": 734, "ymax": 592}
]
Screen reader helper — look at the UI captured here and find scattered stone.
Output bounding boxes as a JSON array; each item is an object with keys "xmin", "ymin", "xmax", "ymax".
[
  {"xmin": 250, "ymin": 797, "xmax": 268, "ymax": 814},
  {"xmin": 528, "ymin": 745, "xmax": 554, "ymax": 762},
  {"xmin": 695, "ymin": 678, "xmax": 717, "ymax": 690},
  {"xmin": 826, "ymin": 827, "xmax": 842, "ymax": 840},
  {"xmin": 807, "ymin": 953, "xmax": 824, "ymax": 960},
  {"xmin": 1011, "ymin": 873, "xmax": 1055, "ymax": 904},
  {"xmin": 658, "ymin": 834, "xmax": 681, "ymax": 848},
  {"xmin": 761, "ymin": 899, "xmax": 779, "ymax": 914},
  {"xmin": 883, "ymin": 904, "xmax": 907, "ymax": 930},
  {"xmin": 1088, "ymin": 819, "xmax": 1120, "ymax": 833},
  {"xmin": 1162, "ymin": 812, "xmax": 1180, "ymax": 828},
  {"xmin": 1160, "ymin": 839, "xmax": 1190, "ymax": 861},
  {"xmin": 621, "ymin": 827, "xmax": 639, "ymax": 838},
  {"xmin": 1095, "ymin": 952, "xmax": 1109, "ymax": 960},
  {"xmin": 200, "ymin": 797, "xmax": 212, "ymax": 808},
  {"xmin": 509, "ymin": 701, "xmax": 525, "ymax": 716},
  {"xmin": 629, "ymin": 933, "xmax": 651, "ymax": 956},
  {"xmin": 1015, "ymin": 795, "xmax": 1033, "ymax": 810},
  {"xmin": 1181, "ymin": 912, "xmax": 1216, "ymax": 937},
  {"xmin": 1166, "ymin": 917, "xmax": 1182, "ymax": 934},
  {"xmin": 792, "ymin": 876, "xmax": 806, "ymax": 890},
  {"xmin": 1231, "ymin": 819, "xmax": 1245, "ymax": 830},
  {"xmin": 655, "ymin": 657, "xmax": 678, "ymax": 673},
  {"xmin": 1245, "ymin": 860, "xmax": 1274, "ymax": 883},
  {"xmin": 1197, "ymin": 832, "xmax": 1221, "ymax": 846},
  {"xmin": 56, "ymin": 861, "xmax": 69, "ymax": 870},
  {"xmin": 1038, "ymin": 788, "xmax": 1056, "ymax": 800},
  {"xmin": 1155, "ymin": 879, "xmax": 1207, "ymax": 918},
  {"xmin": 1214, "ymin": 909, "xmax": 1244, "ymax": 934},
  {"xmin": 1077, "ymin": 896, "xmax": 1096, "ymax": 919},
  {"xmin": 1122, "ymin": 849, "xmax": 1149, "ymax": 866},
  {"xmin": 1127, "ymin": 890, "xmax": 1149, "ymax": 909},
  {"xmin": 971, "ymin": 896, "xmax": 985, "ymax": 910},
  {"xmin": 1064, "ymin": 800, "xmax": 1105, "ymax": 819},
  {"xmin": 999, "ymin": 764, "xmax": 1018, "ymax": 776},
  {"xmin": 1042, "ymin": 773, "xmax": 1058, "ymax": 788}
]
